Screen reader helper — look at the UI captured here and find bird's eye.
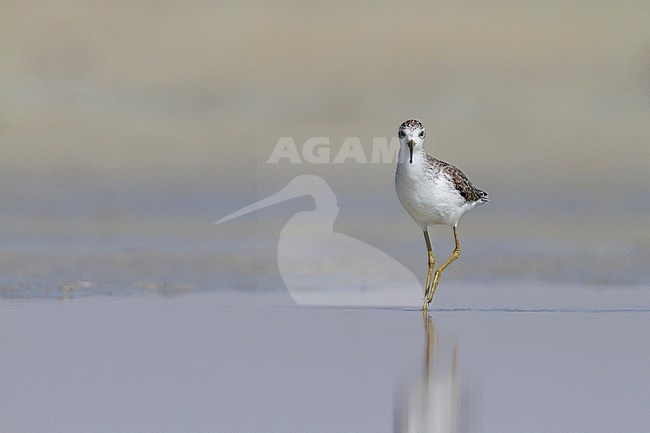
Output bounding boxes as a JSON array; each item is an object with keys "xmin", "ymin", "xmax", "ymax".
[
  {"xmin": 398, "ymin": 130, "xmax": 405, "ymax": 139},
  {"xmin": 419, "ymin": 131, "xmax": 425, "ymax": 138}
]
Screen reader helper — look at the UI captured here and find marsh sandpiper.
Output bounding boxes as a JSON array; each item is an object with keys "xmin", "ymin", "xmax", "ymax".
[{"xmin": 395, "ymin": 119, "xmax": 489, "ymax": 310}]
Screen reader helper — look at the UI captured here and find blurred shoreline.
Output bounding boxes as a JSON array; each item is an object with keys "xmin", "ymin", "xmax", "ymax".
[{"xmin": 1, "ymin": 2, "xmax": 648, "ymax": 297}]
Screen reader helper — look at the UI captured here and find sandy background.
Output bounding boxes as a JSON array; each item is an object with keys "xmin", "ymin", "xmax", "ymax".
[{"xmin": 1, "ymin": 1, "xmax": 649, "ymax": 295}]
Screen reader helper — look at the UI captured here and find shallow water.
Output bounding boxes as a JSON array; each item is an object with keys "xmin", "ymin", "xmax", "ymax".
[
  {"xmin": 2, "ymin": 180, "xmax": 647, "ymax": 432},
  {"xmin": 2, "ymin": 183, "xmax": 647, "ymax": 432},
  {"xmin": 1, "ymin": 212, "xmax": 648, "ymax": 300},
  {"xmin": 2, "ymin": 288, "xmax": 649, "ymax": 433}
]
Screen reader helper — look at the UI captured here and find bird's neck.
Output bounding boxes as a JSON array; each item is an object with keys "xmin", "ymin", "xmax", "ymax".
[{"xmin": 397, "ymin": 147, "xmax": 428, "ymax": 172}]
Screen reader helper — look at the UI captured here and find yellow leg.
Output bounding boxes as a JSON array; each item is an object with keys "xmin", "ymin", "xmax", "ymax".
[
  {"xmin": 422, "ymin": 230, "xmax": 435, "ymax": 311},
  {"xmin": 425, "ymin": 225, "xmax": 461, "ymax": 305}
]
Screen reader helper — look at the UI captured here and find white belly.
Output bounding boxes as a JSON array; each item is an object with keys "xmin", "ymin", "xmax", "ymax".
[{"xmin": 396, "ymin": 163, "xmax": 474, "ymax": 229}]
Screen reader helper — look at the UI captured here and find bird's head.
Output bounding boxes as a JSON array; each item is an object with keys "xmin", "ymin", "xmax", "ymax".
[{"xmin": 398, "ymin": 119, "xmax": 426, "ymax": 164}]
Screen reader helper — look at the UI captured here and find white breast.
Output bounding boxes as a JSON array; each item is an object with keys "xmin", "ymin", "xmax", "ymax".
[{"xmin": 395, "ymin": 158, "xmax": 475, "ymax": 229}]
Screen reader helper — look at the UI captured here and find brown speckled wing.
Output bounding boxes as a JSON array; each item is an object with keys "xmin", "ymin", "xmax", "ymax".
[{"xmin": 428, "ymin": 155, "xmax": 489, "ymax": 203}]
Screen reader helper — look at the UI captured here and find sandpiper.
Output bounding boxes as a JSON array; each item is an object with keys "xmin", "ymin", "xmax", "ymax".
[{"xmin": 395, "ymin": 119, "xmax": 489, "ymax": 310}]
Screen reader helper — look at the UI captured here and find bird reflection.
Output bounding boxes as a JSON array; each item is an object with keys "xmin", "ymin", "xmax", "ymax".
[{"xmin": 395, "ymin": 314, "xmax": 477, "ymax": 433}]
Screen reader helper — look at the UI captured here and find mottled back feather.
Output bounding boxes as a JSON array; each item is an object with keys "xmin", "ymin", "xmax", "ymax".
[{"xmin": 426, "ymin": 154, "xmax": 489, "ymax": 203}]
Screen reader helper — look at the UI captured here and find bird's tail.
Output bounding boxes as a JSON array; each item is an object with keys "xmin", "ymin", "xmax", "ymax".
[{"xmin": 478, "ymin": 190, "xmax": 489, "ymax": 203}]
